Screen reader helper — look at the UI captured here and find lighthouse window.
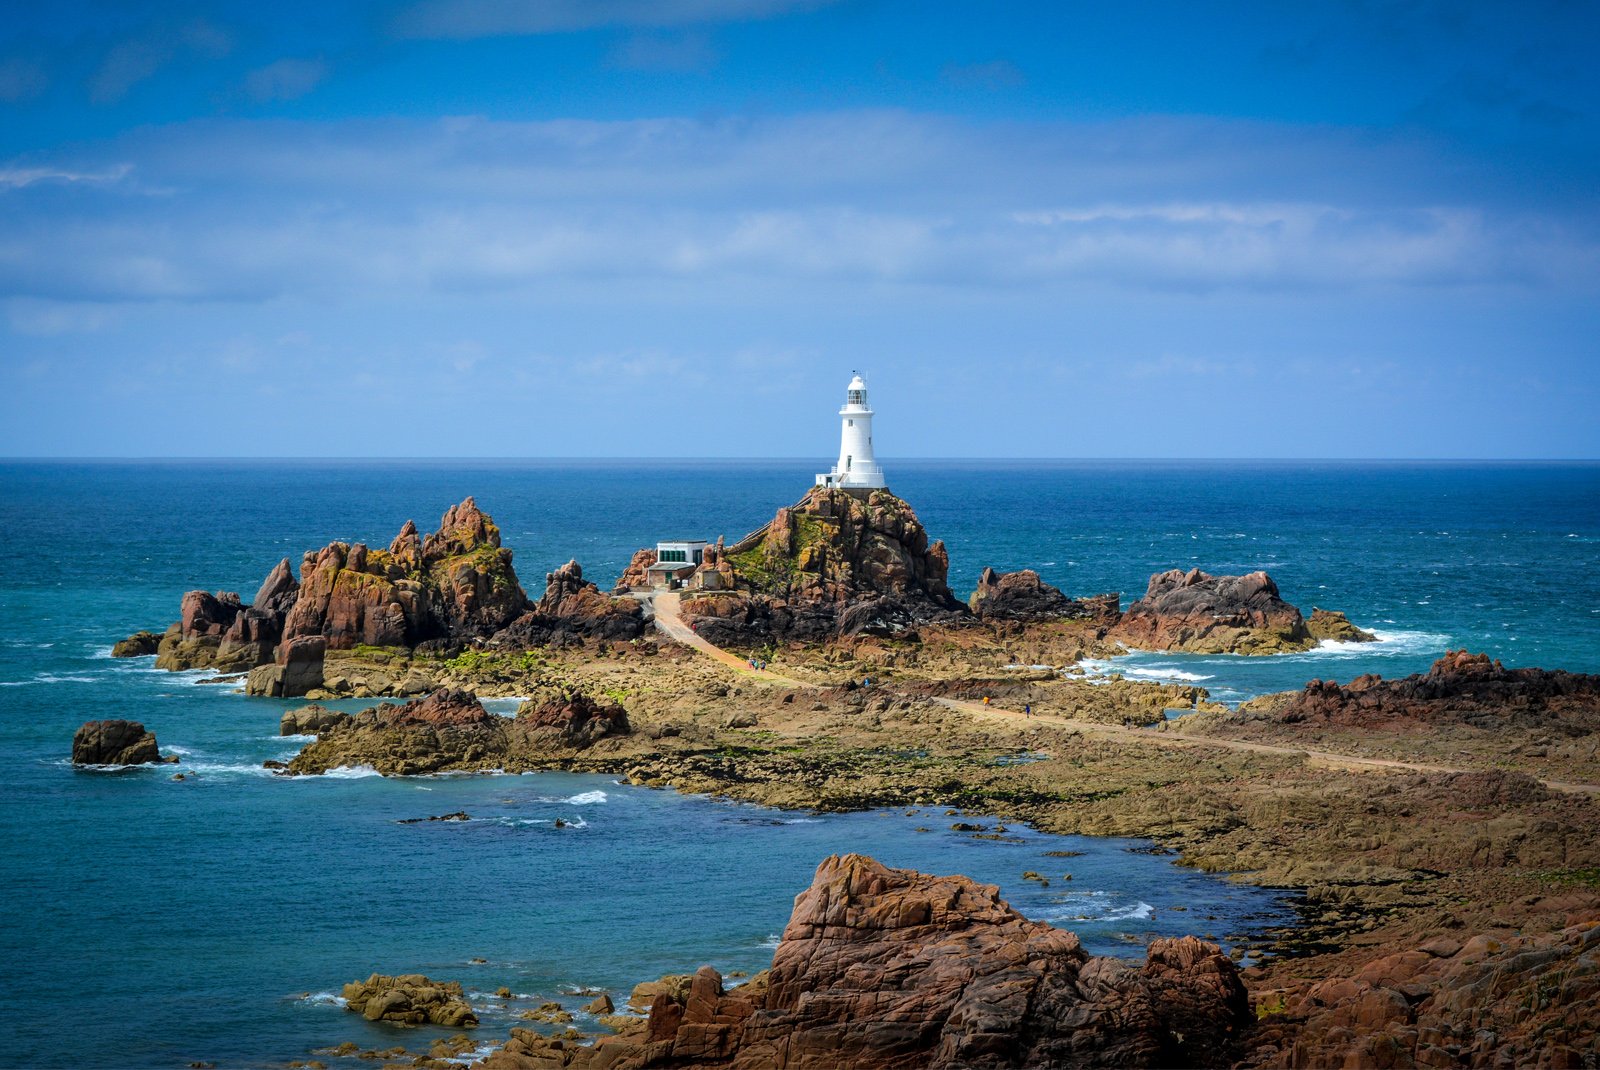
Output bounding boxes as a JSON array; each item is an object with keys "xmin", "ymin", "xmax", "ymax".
[
  {"xmin": 847, "ymin": 455, "xmax": 853, "ymax": 468},
  {"xmin": 847, "ymin": 419, "xmax": 853, "ymax": 426},
  {"xmin": 848, "ymin": 389, "xmax": 864, "ymax": 404}
]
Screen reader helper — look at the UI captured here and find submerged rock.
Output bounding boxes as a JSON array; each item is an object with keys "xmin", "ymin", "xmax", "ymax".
[
  {"xmin": 72, "ymin": 720, "xmax": 164, "ymax": 765},
  {"xmin": 340, "ymin": 973, "xmax": 478, "ymax": 1028}
]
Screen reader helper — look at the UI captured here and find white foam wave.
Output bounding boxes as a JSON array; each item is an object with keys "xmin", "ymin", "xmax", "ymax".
[
  {"xmin": 442, "ymin": 1044, "xmax": 498, "ymax": 1066},
  {"xmin": 758, "ymin": 933, "xmax": 782, "ymax": 949},
  {"xmin": 274, "ymin": 734, "xmax": 316, "ymax": 743},
  {"xmin": 781, "ymin": 818, "xmax": 822, "ymax": 824},
  {"xmin": 0, "ymin": 673, "xmax": 101, "ymax": 686},
  {"xmin": 180, "ymin": 761, "xmax": 279, "ymax": 778},
  {"xmin": 298, "ymin": 991, "xmax": 348, "ymax": 1008},
  {"xmin": 320, "ymin": 764, "xmax": 382, "ymax": 779},
  {"xmin": 1303, "ymin": 628, "xmax": 1451, "ymax": 658},
  {"xmin": 1120, "ymin": 667, "xmax": 1212, "ymax": 683},
  {"xmin": 1098, "ymin": 901, "xmax": 1155, "ymax": 922},
  {"xmin": 563, "ymin": 790, "xmax": 607, "ymax": 805},
  {"xmin": 1044, "ymin": 899, "xmax": 1155, "ymax": 924}
]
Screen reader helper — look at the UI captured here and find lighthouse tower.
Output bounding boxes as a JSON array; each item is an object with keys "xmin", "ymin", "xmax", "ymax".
[{"xmin": 815, "ymin": 373, "xmax": 887, "ymax": 491}]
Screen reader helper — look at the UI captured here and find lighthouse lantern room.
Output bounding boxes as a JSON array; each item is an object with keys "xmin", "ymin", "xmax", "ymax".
[{"xmin": 815, "ymin": 373, "xmax": 887, "ymax": 491}]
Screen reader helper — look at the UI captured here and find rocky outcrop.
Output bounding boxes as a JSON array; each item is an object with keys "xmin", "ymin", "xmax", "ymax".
[
  {"xmin": 132, "ymin": 498, "xmax": 660, "ymax": 685},
  {"xmin": 341, "ymin": 973, "xmax": 478, "ymax": 1028},
  {"xmin": 285, "ymin": 686, "xmax": 630, "ymax": 776},
  {"xmin": 479, "ymin": 854, "xmax": 1252, "ymax": 1070},
  {"xmin": 110, "ymin": 630, "xmax": 160, "ymax": 657},
  {"xmin": 282, "ymin": 497, "xmax": 528, "ymax": 650},
  {"xmin": 614, "ymin": 549, "xmax": 657, "ymax": 592},
  {"xmin": 1243, "ymin": 910, "xmax": 1600, "ymax": 1069},
  {"xmin": 246, "ymin": 635, "xmax": 326, "ymax": 698},
  {"xmin": 513, "ymin": 692, "xmax": 631, "ymax": 747},
  {"xmin": 967, "ymin": 567, "xmax": 1118, "ymax": 623},
  {"xmin": 1242, "ymin": 650, "xmax": 1600, "ymax": 734},
  {"xmin": 72, "ymin": 720, "xmax": 164, "ymax": 765},
  {"xmin": 280, "ymin": 703, "xmax": 349, "ymax": 736},
  {"xmin": 494, "ymin": 560, "xmax": 646, "ymax": 646},
  {"xmin": 1305, "ymin": 607, "xmax": 1375, "ymax": 643},
  {"xmin": 681, "ymin": 487, "xmax": 965, "ymax": 645},
  {"xmin": 1111, "ymin": 569, "xmax": 1367, "ymax": 655},
  {"xmin": 287, "ymin": 688, "xmax": 503, "ymax": 776}
]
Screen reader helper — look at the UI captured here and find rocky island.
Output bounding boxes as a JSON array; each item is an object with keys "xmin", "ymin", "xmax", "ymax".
[{"xmin": 109, "ymin": 486, "xmax": 1600, "ymax": 1068}]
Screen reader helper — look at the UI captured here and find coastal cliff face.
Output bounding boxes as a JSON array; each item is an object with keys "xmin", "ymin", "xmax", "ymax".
[
  {"xmin": 478, "ymin": 854, "xmax": 1253, "ymax": 1070},
  {"xmin": 124, "ymin": 498, "xmax": 644, "ymax": 695},
  {"xmin": 1111, "ymin": 568, "xmax": 1372, "ymax": 655},
  {"xmin": 681, "ymin": 487, "xmax": 965, "ymax": 644}
]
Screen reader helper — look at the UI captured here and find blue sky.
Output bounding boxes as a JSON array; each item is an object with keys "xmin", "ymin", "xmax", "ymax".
[{"xmin": 2, "ymin": 0, "xmax": 1597, "ymax": 458}]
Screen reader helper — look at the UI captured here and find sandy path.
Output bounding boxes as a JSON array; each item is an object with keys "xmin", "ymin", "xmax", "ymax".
[
  {"xmin": 652, "ymin": 592, "xmax": 804, "ymax": 686},
  {"xmin": 652, "ymin": 594, "xmax": 1600, "ymax": 795}
]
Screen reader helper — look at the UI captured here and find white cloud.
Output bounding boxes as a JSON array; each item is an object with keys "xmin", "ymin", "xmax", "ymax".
[
  {"xmin": 392, "ymin": 0, "xmax": 834, "ymax": 39},
  {"xmin": 0, "ymin": 164, "xmax": 131, "ymax": 189},
  {"xmin": 0, "ymin": 112, "xmax": 1594, "ymax": 304}
]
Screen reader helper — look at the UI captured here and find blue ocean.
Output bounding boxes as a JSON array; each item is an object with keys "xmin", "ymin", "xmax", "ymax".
[{"xmin": 2, "ymin": 460, "xmax": 1598, "ymax": 1069}]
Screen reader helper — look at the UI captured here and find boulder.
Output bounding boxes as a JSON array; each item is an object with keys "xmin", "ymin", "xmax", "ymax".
[
  {"xmin": 513, "ymin": 691, "xmax": 631, "ymax": 747},
  {"xmin": 72, "ymin": 720, "xmax": 163, "ymax": 765},
  {"xmin": 968, "ymin": 567, "xmax": 1116, "ymax": 622},
  {"xmin": 111, "ymin": 630, "xmax": 161, "ymax": 657},
  {"xmin": 280, "ymin": 704, "xmax": 350, "ymax": 736},
  {"xmin": 246, "ymin": 635, "xmax": 326, "ymax": 698},
  {"xmin": 1306, "ymin": 607, "xmax": 1377, "ymax": 643},
  {"xmin": 340, "ymin": 973, "xmax": 478, "ymax": 1029},
  {"xmin": 1112, "ymin": 568, "xmax": 1343, "ymax": 654}
]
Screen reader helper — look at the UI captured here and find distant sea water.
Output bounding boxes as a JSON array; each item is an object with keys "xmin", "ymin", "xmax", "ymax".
[{"xmin": 1, "ymin": 459, "xmax": 1597, "ymax": 1068}]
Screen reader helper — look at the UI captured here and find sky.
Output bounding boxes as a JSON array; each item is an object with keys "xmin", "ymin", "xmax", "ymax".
[{"xmin": 1, "ymin": 1, "xmax": 1597, "ymax": 459}]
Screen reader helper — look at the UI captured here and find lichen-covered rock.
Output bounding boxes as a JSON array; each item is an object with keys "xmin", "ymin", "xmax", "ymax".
[
  {"xmin": 1112, "ymin": 569, "xmax": 1356, "ymax": 655},
  {"xmin": 1305, "ymin": 607, "xmax": 1376, "ymax": 643},
  {"xmin": 968, "ymin": 567, "xmax": 1117, "ymax": 622},
  {"xmin": 110, "ymin": 630, "xmax": 161, "ymax": 657},
  {"xmin": 72, "ymin": 720, "xmax": 163, "ymax": 765},
  {"xmin": 280, "ymin": 703, "xmax": 350, "ymax": 736},
  {"xmin": 682, "ymin": 487, "xmax": 965, "ymax": 644},
  {"xmin": 340, "ymin": 973, "xmax": 478, "ymax": 1029}
]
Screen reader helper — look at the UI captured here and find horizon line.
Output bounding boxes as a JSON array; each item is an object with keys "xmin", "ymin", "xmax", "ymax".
[{"xmin": 2, "ymin": 455, "xmax": 1599, "ymax": 465}]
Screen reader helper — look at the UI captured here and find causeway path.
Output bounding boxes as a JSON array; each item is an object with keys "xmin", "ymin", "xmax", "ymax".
[{"xmin": 651, "ymin": 594, "xmax": 1600, "ymax": 795}]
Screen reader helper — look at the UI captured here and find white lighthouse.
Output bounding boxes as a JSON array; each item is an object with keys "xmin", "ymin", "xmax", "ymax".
[{"xmin": 815, "ymin": 372, "xmax": 887, "ymax": 491}]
